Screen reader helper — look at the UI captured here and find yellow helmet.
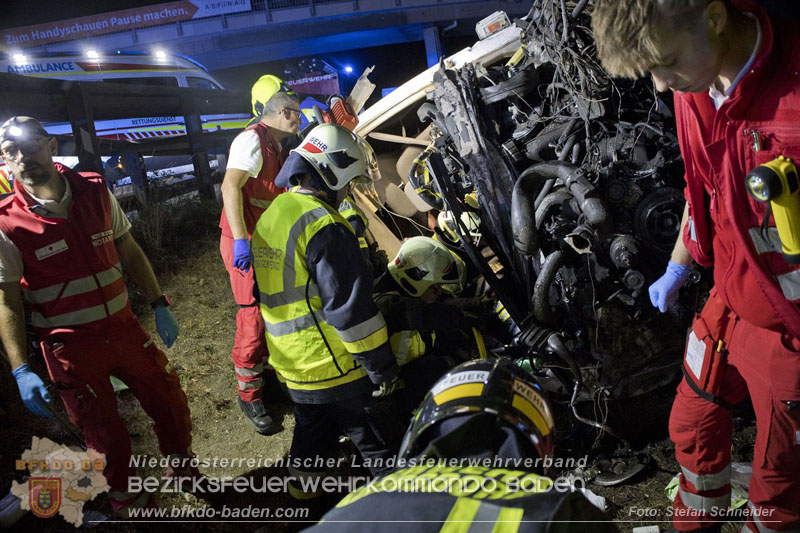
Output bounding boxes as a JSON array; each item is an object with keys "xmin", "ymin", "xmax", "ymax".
[
  {"xmin": 251, "ymin": 74, "xmax": 295, "ymax": 117},
  {"xmin": 387, "ymin": 236, "xmax": 467, "ymax": 297}
]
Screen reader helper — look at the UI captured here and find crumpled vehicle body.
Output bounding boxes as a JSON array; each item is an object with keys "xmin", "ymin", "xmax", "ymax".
[{"xmin": 357, "ymin": 0, "xmax": 705, "ymax": 445}]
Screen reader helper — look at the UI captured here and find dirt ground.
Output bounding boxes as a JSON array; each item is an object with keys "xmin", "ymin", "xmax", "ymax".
[{"xmin": 0, "ymin": 197, "xmax": 758, "ymax": 532}]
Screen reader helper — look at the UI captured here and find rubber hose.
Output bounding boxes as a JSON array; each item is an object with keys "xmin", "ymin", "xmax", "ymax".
[{"xmin": 532, "ymin": 250, "xmax": 564, "ymax": 325}]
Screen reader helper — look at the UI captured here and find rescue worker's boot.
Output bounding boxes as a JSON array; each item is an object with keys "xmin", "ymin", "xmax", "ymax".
[{"xmin": 238, "ymin": 397, "xmax": 278, "ymax": 435}]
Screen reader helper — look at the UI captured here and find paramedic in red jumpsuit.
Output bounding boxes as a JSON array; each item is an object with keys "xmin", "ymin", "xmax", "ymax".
[
  {"xmin": 219, "ymin": 76, "xmax": 301, "ymax": 434},
  {"xmin": 592, "ymin": 0, "xmax": 800, "ymax": 531},
  {"xmin": 0, "ymin": 116, "xmax": 193, "ymax": 516}
]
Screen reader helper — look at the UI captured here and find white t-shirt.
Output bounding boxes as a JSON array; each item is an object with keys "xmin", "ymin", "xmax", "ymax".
[
  {"xmin": 227, "ymin": 130, "xmax": 264, "ymax": 178},
  {"xmin": 0, "ymin": 178, "xmax": 132, "ymax": 283}
]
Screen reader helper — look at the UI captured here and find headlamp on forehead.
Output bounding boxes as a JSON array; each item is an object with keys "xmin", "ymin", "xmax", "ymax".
[{"xmin": 0, "ymin": 116, "xmax": 49, "ymax": 145}]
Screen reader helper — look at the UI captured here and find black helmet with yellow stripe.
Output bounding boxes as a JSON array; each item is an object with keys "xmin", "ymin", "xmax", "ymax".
[{"xmin": 398, "ymin": 357, "xmax": 555, "ymax": 467}]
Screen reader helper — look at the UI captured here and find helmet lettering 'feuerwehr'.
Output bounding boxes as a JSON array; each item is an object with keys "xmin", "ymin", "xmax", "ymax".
[
  {"xmin": 303, "ymin": 136, "xmax": 328, "ymax": 153},
  {"xmin": 291, "ymin": 123, "xmax": 380, "ymax": 191},
  {"xmin": 399, "ymin": 358, "xmax": 556, "ymax": 466}
]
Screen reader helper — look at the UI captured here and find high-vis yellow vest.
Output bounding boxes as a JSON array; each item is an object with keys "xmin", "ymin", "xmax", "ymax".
[{"xmin": 252, "ymin": 192, "xmax": 379, "ymax": 393}]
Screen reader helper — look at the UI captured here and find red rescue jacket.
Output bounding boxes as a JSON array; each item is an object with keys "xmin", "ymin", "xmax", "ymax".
[
  {"xmin": 0, "ymin": 164, "xmax": 133, "ymax": 341},
  {"xmin": 219, "ymin": 121, "xmax": 287, "ymax": 238},
  {"xmin": 676, "ymin": 0, "xmax": 800, "ymax": 338}
]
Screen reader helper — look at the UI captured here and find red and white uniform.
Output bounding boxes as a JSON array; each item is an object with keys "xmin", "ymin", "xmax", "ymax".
[
  {"xmin": 0, "ymin": 165, "xmax": 192, "ymax": 493},
  {"xmin": 670, "ymin": 2, "xmax": 800, "ymax": 530},
  {"xmin": 219, "ymin": 121, "xmax": 286, "ymax": 401}
]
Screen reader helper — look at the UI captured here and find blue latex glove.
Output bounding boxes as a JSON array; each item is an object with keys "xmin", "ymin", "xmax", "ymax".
[
  {"xmin": 12, "ymin": 363, "xmax": 52, "ymax": 418},
  {"xmin": 155, "ymin": 307, "xmax": 179, "ymax": 348},
  {"xmin": 232, "ymin": 239, "xmax": 252, "ymax": 272},
  {"xmin": 649, "ymin": 261, "xmax": 691, "ymax": 313}
]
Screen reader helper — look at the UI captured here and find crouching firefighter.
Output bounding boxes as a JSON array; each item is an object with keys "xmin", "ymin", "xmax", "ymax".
[
  {"xmin": 307, "ymin": 357, "xmax": 616, "ymax": 532},
  {"xmin": 251, "ymin": 123, "xmax": 402, "ymax": 508},
  {"xmin": 0, "ymin": 117, "xmax": 197, "ymax": 517},
  {"xmin": 374, "ymin": 236, "xmax": 499, "ymax": 411}
]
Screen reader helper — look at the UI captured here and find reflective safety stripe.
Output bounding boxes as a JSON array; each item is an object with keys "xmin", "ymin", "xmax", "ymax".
[
  {"xmin": 249, "ymin": 198, "xmax": 272, "ymax": 209},
  {"xmin": 264, "ymin": 311, "xmax": 321, "ymax": 337},
  {"xmin": 25, "ymin": 263, "xmax": 123, "ymax": 304},
  {"xmin": 261, "ymin": 207, "xmax": 329, "ymax": 309},
  {"xmin": 237, "ymin": 379, "xmax": 262, "ymax": 391},
  {"xmin": 337, "ymin": 313, "xmax": 389, "ymax": 353},
  {"xmin": 678, "ymin": 487, "xmax": 729, "ymax": 513},
  {"xmin": 493, "ymin": 507, "xmax": 524, "ymax": 533},
  {"xmin": 747, "ymin": 227, "xmax": 800, "ymax": 301},
  {"xmin": 747, "ymin": 502, "xmax": 799, "ymax": 533},
  {"xmin": 358, "ymin": 236, "xmax": 368, "ymax": 249},
  {"xmin": 341, "ymin": 325, "xmax": 388, "ymax": 354},
  {"xmin": 277, "ymin": 364, "xmax": 366, "ymax": 390},
  {"xmin": 748, "ymin": 227, "xmax": 781, "ymax": 255},
  {"xmin": 30, "ymin": 290, "xmax": 128, "ymax": 328},
  {"xmin": 235, "ymin": 365, "xmax": 264, "ymax": 377},
  {"xmin": 777, "ymin": 270, "xmax": 800, "ymax": 302},
  {"xmin": 260, "ymin": 284, "xmax": 319, "ymax": 308},
  {"xmin": 441, "ymin": 498, "xmax": 481, "ymax": 533},
  {"xmin": 336, "ymin": 313, "xmax": 386, "ymax": 343},
  {"xmin": 680, "ymin": 464, "xmax": 730, "ymax": 491},
  {"xmin": 495, "ymin": 302, "xmax": 511, "ymax": 322},
  {"xmin": 441, "ymin": 498, "xmax": 520, "ymax": 533},
  {"xmin": 393, "ymin": 331, "xmax": 413, "ymax": 365}
]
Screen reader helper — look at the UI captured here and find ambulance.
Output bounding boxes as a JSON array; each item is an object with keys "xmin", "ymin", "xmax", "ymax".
[{"xmin": 0, "ymin": 50, "xmax": 250, "ymax": 141}]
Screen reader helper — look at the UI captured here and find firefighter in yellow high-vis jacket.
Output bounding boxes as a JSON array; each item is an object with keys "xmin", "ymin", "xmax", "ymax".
[{"xmin": 251, "ymin": 123, "xmax": 401, "ymax": 509}]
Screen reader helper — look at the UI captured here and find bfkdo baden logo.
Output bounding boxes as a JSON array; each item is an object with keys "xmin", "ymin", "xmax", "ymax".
[
  {"xmin": 29, "ymin": 478, "xmax": 62, "ymax": 518},
  {"xmin": 12, "ymin": 437, "xmax": 110, "ymax": 527}
]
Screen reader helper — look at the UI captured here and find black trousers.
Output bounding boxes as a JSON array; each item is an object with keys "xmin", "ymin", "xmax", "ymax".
[{"xmin": 289, "ymin": 392, "xmax": 400, "ymax": 485}]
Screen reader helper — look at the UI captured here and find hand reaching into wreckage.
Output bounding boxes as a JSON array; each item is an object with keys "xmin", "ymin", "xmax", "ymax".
[{"xmin": 648, "ymin": 261, "xmax": 691, "ymax": 313}]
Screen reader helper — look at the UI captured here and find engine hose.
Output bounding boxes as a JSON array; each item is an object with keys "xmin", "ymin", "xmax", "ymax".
[
  {"xmin": 511, "ymin": 166, "xmax": 550, "ymax": 255},
  {"xmin": 535, "ymin": 188, "xmax": 573, "ymax": 228},
  {"xmin": 534, "ymin": 178, "xmax": 556, "ymax": 209},
  {"xmin": 525, "ymin": 122, "xmax": 569, "ymax": 161},
  {"xmin": 514, "ymin": 161, "xmax": 605, "ymax": 255},
  {"xmin": 532, "ymin": 250, "xmax": 563, "ymax": 325},
  {"xmin": 532, "ymin": 134, "xmax": 579, "ymax": 209}
]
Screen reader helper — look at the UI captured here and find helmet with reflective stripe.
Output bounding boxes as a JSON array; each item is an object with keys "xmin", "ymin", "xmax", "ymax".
[
  {"xmin": 437, "ymin": 210, "xmax": 482, "ymax": 245},
  {"xmin": 292, "ymin": 123, "xmax": 379, "ymax": 190},
  {"xmin": 251, "ymin": 74, "xmax": 295, "ymax": 117},
  {"xmin": 387, "ymin": 236, "xmax": 466, "ymax": 297},
  {"xmin": 398, "ymin": 357, "xmax": 555, "ymax": 466}
]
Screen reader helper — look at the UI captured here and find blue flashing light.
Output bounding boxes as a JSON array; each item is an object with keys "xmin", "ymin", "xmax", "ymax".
[{"xmin": 344, "ymin": 65, "xmax": 354, "ymax": 74}]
